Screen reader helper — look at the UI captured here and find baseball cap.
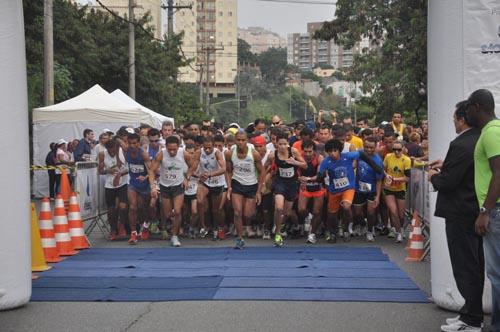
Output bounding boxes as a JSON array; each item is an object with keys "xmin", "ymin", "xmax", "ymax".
[{"xmin": 251, "ymin": 135, "xmax": 266, "ymax": 146}]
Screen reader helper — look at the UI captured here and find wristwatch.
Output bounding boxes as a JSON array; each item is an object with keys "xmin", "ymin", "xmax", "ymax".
[{"xmin": 479, "ymin": 207, "xmax": 489, "ymax": 214}]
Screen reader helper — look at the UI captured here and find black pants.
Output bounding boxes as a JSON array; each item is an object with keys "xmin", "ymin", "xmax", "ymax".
[
  {"xmin": 445, "ymin": 217, "xmax": 484, "ymax": 327},
  {"xmin": 48, "ymin": 170, "xmax": 56, "ymax": 198}
]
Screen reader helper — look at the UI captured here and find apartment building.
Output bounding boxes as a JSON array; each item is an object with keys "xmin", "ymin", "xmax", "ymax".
[
  {"xmin": 176, "ymin": 0, "xmax": 237, "ymax": 97},
  {"xmin": 238, "ymin": 26, "xmax": 286, "ymax": 54}
]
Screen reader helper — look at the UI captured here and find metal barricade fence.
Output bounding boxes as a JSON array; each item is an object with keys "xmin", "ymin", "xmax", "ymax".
[
  {"xmin": 405, "ymin": 167, "xmax": 430, "ymax": 260},
  {"xmin": 74, "ymin": 161, "xmax": 109, "ymax": 238}
]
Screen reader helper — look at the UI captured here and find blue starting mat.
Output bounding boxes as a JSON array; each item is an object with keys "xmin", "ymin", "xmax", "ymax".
[{"xmin": 31, "ymin": 247, "xmax": 429, "ymax": 303}]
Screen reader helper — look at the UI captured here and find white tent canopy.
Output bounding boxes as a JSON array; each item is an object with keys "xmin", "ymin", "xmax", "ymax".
[
  {"xmin": 110, "ymin": 89, "xmax": 174, "ymax": 128},
  {"xmin": 32, "ymin": 84, "xmax": 171, "ymax": 197}
]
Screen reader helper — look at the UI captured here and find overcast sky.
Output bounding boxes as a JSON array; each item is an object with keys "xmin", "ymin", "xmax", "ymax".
[{"xmin": 238, "ymin": 0, "xmax": 336, "ymax": 37}]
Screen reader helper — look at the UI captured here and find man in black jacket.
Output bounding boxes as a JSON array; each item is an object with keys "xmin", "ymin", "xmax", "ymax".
[{"xmin": 429, "ymin": 101, "xmax": 484, "ymax": 332}]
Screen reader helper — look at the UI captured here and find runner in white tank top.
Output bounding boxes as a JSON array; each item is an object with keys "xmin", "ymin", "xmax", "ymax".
[
  {"xmin": 98, "ymin": 138, "xmax": 129, "ymax": 240},
  {"xmin": 193, "ymin": 136, "xmax": 227, "ymax": 240},
  {"xmin": 224, "ymin": 130, "xmax": 266, "ymax": 249},
  {"xmin": 149, "ymin": 136, "xmax": 195, "ymax": 247}
]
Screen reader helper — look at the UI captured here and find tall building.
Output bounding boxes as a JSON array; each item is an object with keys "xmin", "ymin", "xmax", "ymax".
[
  {"xmin": 287, "ymin": 22, "xmax": 366, "ymax": 72},
  {"xmin": 86, "ymin": 0, "xmax": 164, "ymax": 39},
  {"xmin": 176, "ymin": 0, "xmax": 237, "ymax": 97},
  {"xmin": 238, "ymin": 27, "xmax": 286, "ymax": 54}
]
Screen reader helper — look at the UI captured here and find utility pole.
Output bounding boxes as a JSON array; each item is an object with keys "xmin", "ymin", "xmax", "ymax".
[
  {"xmin": 237, "ymin": 66, "xmax": 240, "ymax": 123},
  {"xmin": 202, "ymin": 44, "xmax": 224, "ymax": 114},
  {"xmin": 161, "ymin": 1, "xmax": 192, "ymax": 37},
  {"xmin": 198, "ymin": 63, "xmax": 204, "ymax": 106},
  {"xmin": 43, "ymin": 0, "xmax": 54, "ymax": 105},
  {"xmin": 128, "ymin": 0, "xmax": 135, "ymax": 99}
]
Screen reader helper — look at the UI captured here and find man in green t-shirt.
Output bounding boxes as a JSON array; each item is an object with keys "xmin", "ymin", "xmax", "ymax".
[{"xmin": 466, "ymin": 89, "xmax": 500, "ymax": 332}]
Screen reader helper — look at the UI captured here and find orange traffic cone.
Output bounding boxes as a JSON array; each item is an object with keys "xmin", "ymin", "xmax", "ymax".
[
  {"xmin": 53, "ymin": 195, "xmax": 77, "ymax": 256},
  {"xmin": 38, "ymin": 198, "xmax": 62, "ymax": 263},
  {"xmin": 406, "ymin": 214, "xmax": 424, "ymax": 262},
  {"xmin": 31, "ymin": 203, "xmax": 51, "ymax": 272},
  {"xmin": 68, "ymin": 193, "xmax": 89, "ymax": 249},
  {"xmin": 405, "ymin": 214, "xmax": 416, "ymax": 251},
  {"xmin": 60, "ymin": 168, "xmax": 72, "ymax": 211}
]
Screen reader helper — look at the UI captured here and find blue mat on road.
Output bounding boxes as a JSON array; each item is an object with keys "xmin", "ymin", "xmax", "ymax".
[{"xmin": 31, "ymin": 247, "xmax": 429, "ymax": 303}]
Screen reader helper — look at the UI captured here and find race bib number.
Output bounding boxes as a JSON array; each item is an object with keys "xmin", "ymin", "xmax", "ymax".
[
  {"xmin": 359, "ymin": 181, "xmax": 372, "ymax": 193},
  {"xmin": 207, "ymin": 176, "xmax": 220, "ymax": 186},
  {"xmin": 186, "ymin": 180, "xmax": 197, "ymax": 195},
  {"xmin": 129, "ymin": 164, "xmax": 144, "ymax": 174},
  {"xmin": 236, "ymin": 165, "xmax": 252, "ymax": 174},
  {"xmin": 279, "ymin": 167, "xmax": 294, "ymax": 178},
  {"xmin": 333, "ymin": 177, "xmax": 349, "ymax": 189},
  {"xmin": 165, "ymin": 172, "xmax": 178, "ymax": 180}
]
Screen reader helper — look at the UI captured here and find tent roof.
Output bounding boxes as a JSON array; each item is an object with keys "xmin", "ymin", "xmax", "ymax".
[
  {"xmin": 110, "ymin": 89, "xmax": 174, "ymax": 127},
  {"xmin": 32, "ymin": 84, "xmax": 149, "ymax": 123}
]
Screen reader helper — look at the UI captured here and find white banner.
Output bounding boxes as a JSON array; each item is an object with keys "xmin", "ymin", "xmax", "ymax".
[
  {"xmin": 75, "ymin": 162, "xmax": 99, "ymax": 220},
  {"xmin": 463, "ymin": 0, "xmax": 500, "ymax": 107}
]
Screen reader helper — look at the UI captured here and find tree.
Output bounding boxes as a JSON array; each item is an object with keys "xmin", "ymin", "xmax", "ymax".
[
  {"xmin": 313, "ymin": 0, "xmax": 427, "ymax": 122},
  {"xmin": 237, "ymin": 38, "xmax": 258, "ymax": 65},
  {"xmin": 257, "ymin": 47, "xmax": 287, "ymax": 87},
  {"xmin": 23, "ymin": 0, "xmax": 203, "ymax": 124}
]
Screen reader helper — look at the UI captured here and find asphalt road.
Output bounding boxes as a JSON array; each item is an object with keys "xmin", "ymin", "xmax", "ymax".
[{"xmin": 0, "ymin": 232, "xmax": 490, "ymax": 332}]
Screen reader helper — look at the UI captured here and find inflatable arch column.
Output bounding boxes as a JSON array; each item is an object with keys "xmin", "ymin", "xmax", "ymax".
[
  {"xmin": 0, "ymin": 0, "xmax": 32, "ymax": 310},
  {"xmin": 428, "ymin": 0, "xmax": 498, "ymax": 313}
]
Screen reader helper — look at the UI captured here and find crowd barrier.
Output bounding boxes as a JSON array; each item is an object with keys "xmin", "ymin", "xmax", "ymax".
[{"xmin": 405, "ymin": 167, "xmax": 430, "ymax": 261}]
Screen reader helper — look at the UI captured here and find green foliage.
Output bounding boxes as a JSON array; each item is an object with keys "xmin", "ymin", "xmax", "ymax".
[
  {"xmin": 313, "ymin": 0, "xmax": 427, "ymax": 122},
  {"xmin": 23, "ymin": 0, "xmax": 203, "ymax": 124},
  {"xmin": 257, "ymin": 47, "xmax": 288, "ymax": 87},
  {"xmin": 237, "ymin": 38, "xmax": 258, "ymax": 65}
]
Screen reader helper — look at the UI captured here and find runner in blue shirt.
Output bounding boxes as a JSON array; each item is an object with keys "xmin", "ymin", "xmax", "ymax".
[
  {"xmin": 352, "ymin": 137, "xmax": 384, "ymax": 242},
  {"xmin": 318, "ymin": 139, "xmax": 383, "ymax": 242}
]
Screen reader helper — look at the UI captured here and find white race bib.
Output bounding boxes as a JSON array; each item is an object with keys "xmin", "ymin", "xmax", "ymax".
[
  {"xmin": 333, "ymin": 177, "xmax": 349, "ymax": 189},
  {"xmin": 207, "ymin": 176, "xmax": 221, "ymax": 186},
  {"xmin": 279, "ymin": 167, "xmax": 295, "ymax": 178},
  {"xmin": 129, "ymin": 164, "xmax": 144, "ymax": 174},
  {"xmin": 359, "ymin": 181, "xmax": 372, "ymax": 192}
]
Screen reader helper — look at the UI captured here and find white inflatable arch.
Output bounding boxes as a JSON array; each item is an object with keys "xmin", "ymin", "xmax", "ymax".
[
  {"xmin": 428, "ymin": 0, "xmax": 497, "ymax": 313},
  {"xmin": 0, "ymin": 0, "xmax": 31, "ymax": 310}
]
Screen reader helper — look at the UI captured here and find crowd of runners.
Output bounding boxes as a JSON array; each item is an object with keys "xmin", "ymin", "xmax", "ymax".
[{"xmin": 45, "ymin": 112, "xmax": 430, "ymax": 249}]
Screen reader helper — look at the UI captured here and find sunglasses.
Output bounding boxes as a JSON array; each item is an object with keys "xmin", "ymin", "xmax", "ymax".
[
  {"xmin": 150, "ymin": 139, "xmax": 159, "ymax": 143},
  {"xmin": 393, "ymin": 148, "xmax": 402, "ymax": 152},
  {"xmin": 273, "ymin": 122, "xmax": 280, "ymax": 125}
]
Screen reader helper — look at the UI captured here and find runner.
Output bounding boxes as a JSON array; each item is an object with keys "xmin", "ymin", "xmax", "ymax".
[
  {"xmin": 317, "ymin": 139, "xmax": 383, "ymax": 243},
  {"xmin": 142, "ymin": 128, "xmax": 161, "ymax": 240},
  {"xmin": 269, "ymin": 131, "xmax": 307, "ymax": 247},
  {"xmin": 383, "ymin": 140, "xmax": 411, "ymax": 243},
  {"xmin": 123, "ymin": 133, "xmax": 151, "ymax": 245},
  {"xmin": 98, "ymin": 138, "xmax": 128, "ymax": 240},
  {"xmin": 253, "ymin": 135, "xmax": 273, "ymax": 239},
  {"xmin": 194, "ymin": 136, "xmax": 227, "ymax": 240},
  {"xmin": 297, "ymin": 140, "xmax": 325, "ymax": 244},
  {"xmin": 352, "ymin": 137, "xmax": 384, "ymax": 242},
  {"xmin": 182, "ymin": 144, "xmax": 199, "ymax": 239},
  {"xmin": 149, "ymin": 136, "xmax": 195, "ymax": 247},
  {"xmin": 225, "ymin": 130, "xmax": 266, "ymax": 249}
]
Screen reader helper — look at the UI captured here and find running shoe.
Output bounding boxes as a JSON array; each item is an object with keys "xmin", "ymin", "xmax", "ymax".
[
  {"xmin": 226, "ymin": 224, "xmax": 235, "ymax": 237},
  {"xmin": 348, "ymin": 222, "xmax": 354, "ymax": 236},
  {"xmin": 234, "ymin": 238, "xmax": 245, "ymax": 250},
  {"xmin": 247, "ymin": 226, "xmax": 256, "ymax": 238},
  {"xmin": 354, "ymin": 225, "xmax": 362, "ymax": 237},
  {"xmin": 256, "ymin": 226, "xmax": 263, "ymax": 238},
  {"xmin": 262, "ymin": 230, "xmax": 271, "ymax": 240},
  {"xmin": 149, "ymin": 221, "xmax": 160, "ymax": 234},
  {"xmin": 445, "ymin": 316, "xmax": 460, "ymax": 326},
  {"xmin": 274, "ymin": 234, "xmax": 284, "ymax": 247},
  {"xmin": 108, "ymin": 232, "xmax": 117, "ymax": 241},
  {"xmin": 343, "ymin": 231, "xmax": 351, "ymax": 242},
  {"xmin": 140, "ymin": 227, "xmax": 150, "ymax": 241},
  {"xmin": 307, "ymin": 233, "xmax": 317, "ymax": 244},
  {"xmin": 325, "ymin": 230, "xmax": 332, "ymax": 242},
  {"xmin": 440, "ymin": 321, "xmax": 481, "ymax": 332},
  {"xmin": 171, "ymin": 235, "xmax": 181, "ymax": 247},
  {"xmin": 218, "ymin": 228, "xmax": 225, "ymax": 240},
  {"xmin": 366, "ymin": 232, "xmax": 375, "ymax": 242},
  {"xmin": 212, "ymin": 230, "xmax": 218, "ymax": 241},
  {"xmin": 199, "ymin": 228, "xmax": 208, "ymax": 238},
  {"xmin": 337, "ymin": 228, "xmax": 344, "ymax": 238},
  {"xmin": 396, "ymin": 232, "xmax": 403, "ymax": 243},
  {"xmin": 188, "ymin": 227, "xmax": 196, "ymax": 239},
  {"xmin": 128, "ymin": 231, "xmax": 138, "ymax": 245},
  {"xmin": 388, "ymin": 227, "xmax": 396, "ymax": 238}
]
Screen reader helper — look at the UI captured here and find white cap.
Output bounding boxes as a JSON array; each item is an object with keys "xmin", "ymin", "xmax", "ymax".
[
  {"xmin": 125, "ymin": 127, "xmax": 135, "ymax": 134},
  {"xmin": 103, "ymin": 128, "xmax": 111, "ymax": 133},
  {"xmin": 228, "ymin": 123, "xmax": 240, "ymax": 129},
  {"xmin": 57, "ymin": 139, "xmax": 67, "ymax": 145}
]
